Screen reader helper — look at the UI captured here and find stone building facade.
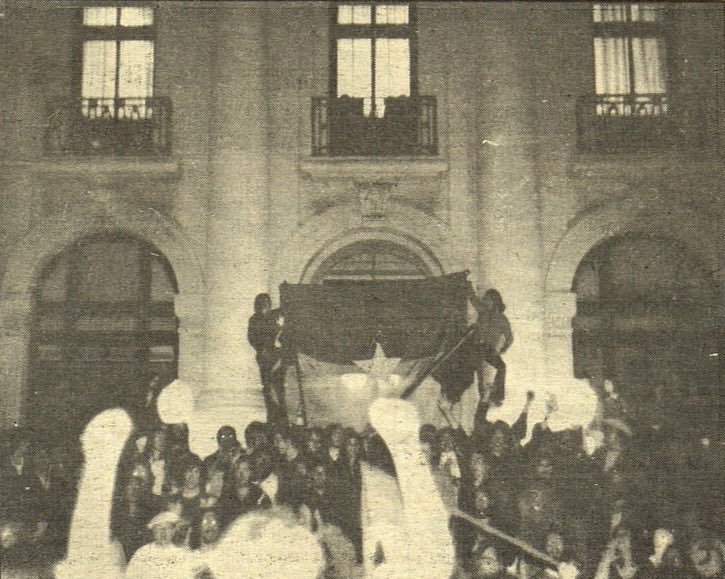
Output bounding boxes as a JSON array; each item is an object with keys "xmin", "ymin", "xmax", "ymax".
[{"xmin": 0, "ymin": 2, "xmax": 722, "ymax": 439}]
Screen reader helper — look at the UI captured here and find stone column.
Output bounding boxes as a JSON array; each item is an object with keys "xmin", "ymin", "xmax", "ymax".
[
  {"xmin": 446, "ymin": 8, "xmax": 480, "ymax": 276},
  {"xmin": 476, "ymin": 6, "xmax": 546, "ymax": 416},
  {"xmin": 202, "ymin": 4, "xmax": 270, "ymax": 426},
  {"xmin": 543, "ymin": 291, "xmax": 597, "ymax": 429},
  {"xmin": 174, "ymin": 291, "xmax": 207, "ymax": 389},
  {"xmin": 0, "ymin": 293, "xmax": 32, "ymax": 429},
  {"xmin": 716, "ymin": 255, "xmax": 725, "ymax": 435}
]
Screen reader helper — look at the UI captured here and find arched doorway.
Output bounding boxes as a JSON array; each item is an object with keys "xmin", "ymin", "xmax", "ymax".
[
  {"xmin": 309, "ymin": 239, "xmax": 434, "ymax": 283},
  {"xmin": 572, "ymin": 234, "xmax": 720, "ymax": 433},
  {"xmin": 27, "ymin": 233, "xmax": 178, "ymax": 437}
]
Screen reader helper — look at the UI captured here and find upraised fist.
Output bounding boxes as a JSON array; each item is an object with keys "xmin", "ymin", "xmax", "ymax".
[
  {"xmin": 557, "ymin": 561, "xmax": 580, "ymax": 579},
  {"xmin": 653, "ymin": 528, "xmax": 675, "ymax": 558}
]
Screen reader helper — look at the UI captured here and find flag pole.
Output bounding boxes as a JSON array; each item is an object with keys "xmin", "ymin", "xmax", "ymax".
[
  {"xmin": 449, "ymin": 508, "xmax": 560, "ymax": 569},
  {"xmin": 400, "ymin": 324, "xmax": 477, "ymax": 400},
  {"xmin": 292, "ymin": 350, "xmax": 309, "ymax": 427},
  {"xmin": 280, "ymin": 281, "xmax": 308, "ymax": 427}
]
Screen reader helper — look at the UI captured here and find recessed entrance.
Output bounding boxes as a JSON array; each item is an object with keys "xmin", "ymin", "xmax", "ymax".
[
  {"xmin": 572, "ymin": 234, "xmax": 721, "ymax": 432},
  {"xmin": 27, "ymin": 233, "xmax": 179, "ymax": 437}
]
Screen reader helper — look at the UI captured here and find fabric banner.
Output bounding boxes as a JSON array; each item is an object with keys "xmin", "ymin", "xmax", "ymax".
[
  {"xmin": 279, "ymin": 272, "xmax": 477, "ymax": 428},
  {"xmin": 279, "ymin": 272, "xmax": 469, "ymax": 364},
  {"xmin": 287, "ymin": 353, "xmax": 438, "ymax": 429}
]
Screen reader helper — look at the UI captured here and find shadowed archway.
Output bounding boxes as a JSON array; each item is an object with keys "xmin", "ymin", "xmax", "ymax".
[
  {"xmin": 572, "ymin": 233, "xmax": 721, "ymax": 433},
  {"xmin": 27, "ymin": 233, "xmax": 179, "ymax": 438}
]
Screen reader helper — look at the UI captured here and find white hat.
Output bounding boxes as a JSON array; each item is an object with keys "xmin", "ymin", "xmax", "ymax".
[{"xmin": 147, "ymin": 510, "xmax": 181, "ymax": 529}]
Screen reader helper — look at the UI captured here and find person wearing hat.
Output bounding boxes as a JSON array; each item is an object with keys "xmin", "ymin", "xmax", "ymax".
[{"xmin": 125, "ymin": 510, "xmax": 198, "ymax": 579}]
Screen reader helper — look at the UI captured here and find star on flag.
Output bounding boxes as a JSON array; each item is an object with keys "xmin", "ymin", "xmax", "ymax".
[{"xmin": 353, "ymin": 342, "xmax": 402, "ymax": 397}]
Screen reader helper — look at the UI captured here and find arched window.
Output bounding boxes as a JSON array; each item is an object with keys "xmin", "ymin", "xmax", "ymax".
[
  {"xmin": 28, "ymin": 233, "xmax": 178, "ymax": 436},
  {"xmin": 573, "ymin": 234, "xmax": 720, "ymax": 432},
  {"xmin": 310, "ymin": 240, "xmax": 433, "ymax": 283}
]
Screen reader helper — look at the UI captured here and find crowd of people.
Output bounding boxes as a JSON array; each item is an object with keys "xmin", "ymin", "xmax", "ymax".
[
  {"xmin": 1, "ymin": 383, "xmax": 723, "ymax": 578},
  {"xmin": 446, "ymin": 391, "xmax": 725, "ymax": 578},
  {"xmin": 0, "ymin": 286, "xmax": 723, "ymax": 577}
]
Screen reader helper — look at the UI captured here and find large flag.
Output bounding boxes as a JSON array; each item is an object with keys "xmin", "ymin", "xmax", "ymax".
[{"xmin": 279, "ymin": 272, "xmax": 473, "ymax": 427}]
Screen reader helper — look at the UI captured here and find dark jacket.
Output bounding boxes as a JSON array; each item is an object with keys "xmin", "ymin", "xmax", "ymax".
[{"xmin": 247, "ymin": 310, "xmax": 282, "ymax": 360}]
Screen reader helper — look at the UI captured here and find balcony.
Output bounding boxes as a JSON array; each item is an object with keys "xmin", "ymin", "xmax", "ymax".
[
  {"xmin": 576, "ymin": 93, "xmax": 674, "ymax": 153},
  {"xmin": 312, "ymin": 96, "xmax": 438, "ymax": 157},
  {"xmin": 45, "ymin": 97, "xmax": 172, "ymax": 157}
]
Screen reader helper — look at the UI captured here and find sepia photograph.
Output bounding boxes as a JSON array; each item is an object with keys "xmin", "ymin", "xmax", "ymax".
[{"xmin": 0, "ymin": 1, "xmax": 723, "ymax": 577}]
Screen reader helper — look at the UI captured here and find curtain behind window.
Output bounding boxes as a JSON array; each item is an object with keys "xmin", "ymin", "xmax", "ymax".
[
  {"xmin": 82, "ymin": 41, "xmax": 117, "ymax": 117},
  {"xmin": 119, "ymin": 42, "xmax": 155, "ymax": 96},
  {"xmin": 632, "ymin": 37, "xmax": 667, "ymax": 94},
  {"xmin": 375, "ymin": 38, "xmax": 410, "ymax": 99},
  {"xmin": 594, "ymin": 37, "xmax": 630, "ymax": 96},
  {"xmin": 593, "ymin": 1, "xmax": 667, "ymax": 117},
  {"xmin": 81, "ymin": 7, "xmax": 154, "ymax": 118},
  {"xmin": 337, "ymin": 38, "xmax": 410, "ymax": 117},
  {"xmin": 337, "ymin": 38, "xmax": 373, "ymax": 99},
  {"xmin": 82, "ymin": 40, "xmax": 154, "ymax": 117}
]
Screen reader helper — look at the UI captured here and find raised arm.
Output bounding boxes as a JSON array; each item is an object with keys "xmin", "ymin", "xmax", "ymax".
[
  {"xmin": 511, "ymin": 390, "xmax": 535, "ymax": 442},
  {"xmin": 467, "ymin": 280, "xmax": 485, "ymax": 311}
]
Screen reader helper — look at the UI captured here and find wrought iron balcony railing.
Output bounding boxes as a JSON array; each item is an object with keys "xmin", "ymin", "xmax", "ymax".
[
  {"xmin": 312, "ymin": 95, "xmax": 438, "ymax": 156},
  {"xmin": 45, "ymin": 97, "xmax": 172, "ymax": 156},
  {"xmin": 576, "ymin": 93, "xmax": 675, "ymax": 152}
]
